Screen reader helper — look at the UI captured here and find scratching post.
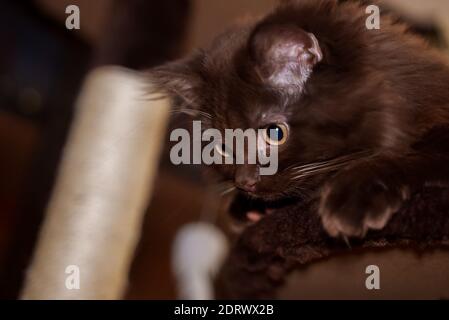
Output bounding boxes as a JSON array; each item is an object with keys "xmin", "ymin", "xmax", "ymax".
[{"xmin": 21, "ymin": 67, "xmax": 170, "ymax": 299}]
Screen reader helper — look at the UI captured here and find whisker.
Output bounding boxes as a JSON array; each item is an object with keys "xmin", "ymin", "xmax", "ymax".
[
  {"xmin": 220, "ymin": 186, "xmax": 236, "ymax": 196},
  {"xmin": 293, "ymin": 157, "xmax": 358, "ymax": 176},
  {"xmin": 292, "ymin": 164, "xmax": 347, "ymax": 180},
  {"xmin": 291, "ymin": 151, "xmax": 377, "ymax": 180},
  {"xmin": 211, "ymin": 180, "xmax": 234, "ymax": 192},
  {"xmin": 170, "ymin": 108, "xmax": 212, "ymax": 120},
  {"xmin": 170, "ymin": 109, "xmax": 196, "ymax": 117},
  {"xmin": 292, "ymin": 151, "xmax": 372, "ymax": 172},
  {"xmin": 342, "ymin": 235, "xmax": 352, "ymax": 249}
]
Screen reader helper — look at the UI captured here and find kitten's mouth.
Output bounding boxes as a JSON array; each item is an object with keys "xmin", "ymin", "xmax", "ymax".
[
  {"xmin": 238, "ymin": 188, "xmax": 290, "ymax": 202},
  {"xmin": 228, "ymin": 191, "xmax": 298, "ymax": 224}
]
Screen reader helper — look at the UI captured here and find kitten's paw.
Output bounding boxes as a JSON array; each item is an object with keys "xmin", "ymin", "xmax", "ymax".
[{"xmin": 318, "ymin": 170, "xmax": 407, "ymax": 238}]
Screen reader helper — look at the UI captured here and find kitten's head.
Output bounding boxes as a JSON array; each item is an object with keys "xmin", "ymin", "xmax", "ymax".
[{"xmin": 150, "ymin": 0, "xmax": 411, "ymax": 201}]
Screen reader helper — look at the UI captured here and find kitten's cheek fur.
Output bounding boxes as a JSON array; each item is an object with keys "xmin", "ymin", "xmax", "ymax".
[{"xmin": 318, "ymin": 177, "xmax": 408, "ymax": 238}]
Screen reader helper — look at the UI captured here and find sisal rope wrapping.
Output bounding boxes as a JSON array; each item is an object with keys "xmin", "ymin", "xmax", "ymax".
[{"xmin": 21, "ymin": 67, "xmax": 170, "ymax": 299}]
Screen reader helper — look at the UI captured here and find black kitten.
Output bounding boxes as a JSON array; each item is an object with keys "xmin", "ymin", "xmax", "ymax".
[{"xmin": 150, "ymin": 0, "xmax": 449, "ymax": 238}]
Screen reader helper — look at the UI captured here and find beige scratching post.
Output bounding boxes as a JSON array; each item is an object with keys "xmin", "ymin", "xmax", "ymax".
[{"xmin": 21, "ymin": 67, "xmax": 170, "ymax": 299}]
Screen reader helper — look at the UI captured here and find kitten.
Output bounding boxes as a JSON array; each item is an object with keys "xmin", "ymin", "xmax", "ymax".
[{"xmin": 150, "ymin": 0, "xmax": 449, "ymax": 238}]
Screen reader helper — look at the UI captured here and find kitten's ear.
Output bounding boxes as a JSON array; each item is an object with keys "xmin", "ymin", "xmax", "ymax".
[
  {"xmin": 148, "ymin": 58, "xmax": 203, "ymax": 109},
  {"xmin": 249, "ymin": 24, "xmax": 323, "ymax": 91}
]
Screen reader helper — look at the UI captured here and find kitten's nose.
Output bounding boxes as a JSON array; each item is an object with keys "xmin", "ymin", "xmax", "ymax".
[{"xmin": 235, "ymin": 165, "xmax": 259, "ymax": 193}]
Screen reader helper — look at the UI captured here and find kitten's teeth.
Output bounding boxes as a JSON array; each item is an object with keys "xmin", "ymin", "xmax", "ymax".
[{"xmin": 342, "ymin": 235, "xmax": 352, "ymax": 249}]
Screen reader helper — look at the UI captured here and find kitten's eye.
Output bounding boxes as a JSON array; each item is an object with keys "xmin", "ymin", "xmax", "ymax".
[
  {"xmin": 263, "ymin": 123, "xmax": 289, "ymax": 145},
  {"xmin": 215, "ymin": 143, "xmax": 232, "ymax": 158}
]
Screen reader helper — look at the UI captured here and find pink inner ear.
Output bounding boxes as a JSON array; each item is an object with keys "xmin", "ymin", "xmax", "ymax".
[
  {"xmin": 269, "ymin": 30, "xmax": 322, "ymax": 64},
  {"xmin": 250, "ymin": 24, "xmax": 323, "ymax": 89}
]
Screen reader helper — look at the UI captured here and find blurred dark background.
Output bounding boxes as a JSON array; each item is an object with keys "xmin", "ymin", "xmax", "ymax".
[{"xmin": 0, "ymin": 0, "xmax": 447, "ymax": 300}]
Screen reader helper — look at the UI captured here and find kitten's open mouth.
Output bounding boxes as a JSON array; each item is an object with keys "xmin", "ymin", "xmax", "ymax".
[{"xmin": 228, "ymin": 192, "xmax": 298, "ymax": 224}]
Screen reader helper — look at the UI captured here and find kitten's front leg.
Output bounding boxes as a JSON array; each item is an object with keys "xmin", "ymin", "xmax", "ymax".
[{"xmin": 318, "ymin": 155, "xmax": 411, "ymax": 238}]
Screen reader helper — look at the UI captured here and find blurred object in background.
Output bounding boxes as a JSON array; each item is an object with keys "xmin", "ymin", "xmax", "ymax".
[
  {"xmin": 172, "ymin": 223, "xmax": 228, "ymax": 300},
  {"xmin": 0, "ymin": 0, "xmax": 91, "ymax": 299},
  {"xmin": 380, "ymin": 0, "xmax": 449, "ymax": 50},
  {"xmin": 186, "ymin": 0, "xmax": 276, "ymax": 50},
  {"xmin": 380, "ymin": 0, "xmax": 449, "ymax": 27},
  {"xmin": 93, "ymin": 0, "xmax": 191, "ymax": 68},
  {"xmin": 0, "ymin": 0, "xmax": 191, "ymax": 299},
  {"xmin": 35, "ymin": 0, "xmax": 112, "ymax": 44}
]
